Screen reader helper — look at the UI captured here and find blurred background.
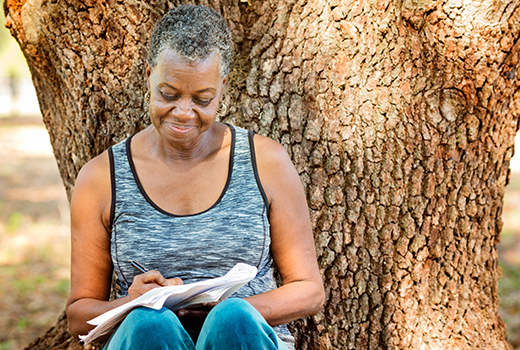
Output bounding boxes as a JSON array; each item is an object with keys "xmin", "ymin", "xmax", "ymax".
[
  {"xmin": 0, "ymin": 1, "xmax": 519, "ymax": 349},
  {"xmin": 1, "ymin": 2, "xmax": 71, "ymax": 349}
]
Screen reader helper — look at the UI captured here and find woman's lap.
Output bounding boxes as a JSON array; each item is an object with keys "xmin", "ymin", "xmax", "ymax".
[
  {"xmin": 103, "ymin": 306, "xmax": 195, "ymax": 350},
  {"xmin": 103, "ymin": 298, "xmax": 289, "ymax": 350}
]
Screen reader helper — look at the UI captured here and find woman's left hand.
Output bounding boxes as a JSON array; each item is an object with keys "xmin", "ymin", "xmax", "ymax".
[{"xmin": 177, "ymin": 301, "xmax": 220, "ymax": 318}]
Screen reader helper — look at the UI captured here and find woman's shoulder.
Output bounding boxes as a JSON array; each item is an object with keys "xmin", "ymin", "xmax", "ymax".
[
  {"xmin": 252, "ymin": 133, "xmax": 292, "ymax": 169},
  {"xmin": 72, "ymin": 149, "xmax": 113, "ymax": 214},
  {"xmin": 251, "ymin": 133, "xmax": 301, "ymax": 201},
  {"xmin": 75, "ymin": 150, "xmax": 111, "ymax": 188},
  {"xmin": 225, "ymin": 123, "xmax": 294, "ymax": 175},
  {"xmin": 75, "ymin": 134, "xmax": 131, "ymax": 189},
  {"xmin": 69, "ymin": 148, "xmax": 114, "ymax": 232}
]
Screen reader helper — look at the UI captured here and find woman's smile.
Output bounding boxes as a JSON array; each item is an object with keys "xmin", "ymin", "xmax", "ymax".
[{"xmin": 165, "ymin": 122, "xmax": 197, "ymax": 134}]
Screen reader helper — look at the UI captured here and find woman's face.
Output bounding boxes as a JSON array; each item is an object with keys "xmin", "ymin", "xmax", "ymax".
[{"xmin": 146, "ymin": 49, "xmax": 226, "ymax": 146}]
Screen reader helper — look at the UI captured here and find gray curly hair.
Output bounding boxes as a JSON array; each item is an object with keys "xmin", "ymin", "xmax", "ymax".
[{"xmin": 148, "ymin": 5, "xmax": 233, "ymax": 77}]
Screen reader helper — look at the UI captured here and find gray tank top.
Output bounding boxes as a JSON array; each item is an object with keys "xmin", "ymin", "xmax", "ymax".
[{"xmin": 108, "ymin": 124, "xmax": 294, "ymax": 347}]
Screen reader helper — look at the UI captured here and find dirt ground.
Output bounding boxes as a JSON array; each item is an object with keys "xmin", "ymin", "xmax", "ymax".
[
  {"xmin": 0, "ymin": 117, "xmax": 519, "ymax": 349},
  {"xmin": 0, "ymin": 118, "xmax": 70, "ymax": 350}
]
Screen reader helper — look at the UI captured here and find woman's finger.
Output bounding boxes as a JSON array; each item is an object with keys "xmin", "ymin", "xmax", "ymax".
[
  {"xmin": 165, "ymin": 277, "xmax": 183, "ymax": 286},
  {"xmin": 128, "ymin": 280, "xmax": 162, "ymax": 300},
  {"xmin": 201, "ymin": 301, "xmax": 220, "ymax": 307},
  {"xmin": 139, "ymin": 270, "xmax": 167, "ymax": 286},
  {"xmin": 129, "ymin": 271, "xmax": 183, "ymax": 300},
  {"xmin": 137, "ymin": 282, "xmax": 162, "ymax": 294}
]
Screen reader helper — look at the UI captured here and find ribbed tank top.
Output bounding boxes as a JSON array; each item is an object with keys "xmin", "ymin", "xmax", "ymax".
[{"xmin": 108, "ymin": 125, "xmax": 294, "ymax": 347}]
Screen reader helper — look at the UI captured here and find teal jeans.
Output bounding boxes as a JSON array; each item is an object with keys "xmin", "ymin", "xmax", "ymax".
[{"xmin": 103, "ymin": 298, "xmax": 289, "ymax": 349}]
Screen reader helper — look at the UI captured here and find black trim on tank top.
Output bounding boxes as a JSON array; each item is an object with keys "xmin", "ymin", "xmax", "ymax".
[
  {"xmin": 248, "ymin": 130, "xmax": 270, "ymax": 218},
  {"xmin": 108, "ymin": 145, "xmax": 116, "ymax": 231},
  {"xmin": 125, "ymin": 125, "xmax": 236, "ymax": 217}
]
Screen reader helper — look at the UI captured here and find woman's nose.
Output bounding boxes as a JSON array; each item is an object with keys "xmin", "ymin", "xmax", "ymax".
[{"xmin": 171, "ymin": 99, "xmax": 194, "ymax": 120}]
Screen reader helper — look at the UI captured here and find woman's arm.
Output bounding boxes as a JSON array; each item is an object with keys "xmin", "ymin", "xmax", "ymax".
[
  {"xmin": 245, "ymin": 134, "xmax": 325, "ymax": 326},
  {"xmin": 65, "ymin": 151, "xmax": 179, "ymax": 339},
  {"xmin": 66, "ymin": 150, "xmax": 123, "ymax": 339}
]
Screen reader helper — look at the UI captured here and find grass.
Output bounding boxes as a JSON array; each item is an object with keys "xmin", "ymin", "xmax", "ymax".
[
  {"xmin": 0, "ymin": 218, "xmax": 70, "ymax": 349},
  {"xmin": 498, "ymin": 168, "xmax": 520, "ymax": 349},
  {"xmin": 6, "ymin": 212, "xmax": 23, "ymax": 233},
  {"xmin": 499, "ymin": 261, "xmax": 520, "ymax": 348}
]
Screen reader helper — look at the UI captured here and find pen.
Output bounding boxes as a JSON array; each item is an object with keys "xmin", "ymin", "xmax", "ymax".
[{"xmin": 130, "ymin": 260, "xmax": 149, "ymax": 274}]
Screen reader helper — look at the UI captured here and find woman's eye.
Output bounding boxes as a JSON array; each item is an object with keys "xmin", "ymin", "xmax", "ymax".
[
  {"xmin": 194, "ymin": 98, "xmax": 212, "ymax": 106},
  {"xmin": 161, "ymin": 92, "xmax": 178, "ymax": 101}
]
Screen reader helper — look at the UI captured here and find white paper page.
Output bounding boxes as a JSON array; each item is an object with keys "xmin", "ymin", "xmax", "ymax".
[{"xmin": 79, "ymin": 263, "xmax": 257, "ymax": 345}]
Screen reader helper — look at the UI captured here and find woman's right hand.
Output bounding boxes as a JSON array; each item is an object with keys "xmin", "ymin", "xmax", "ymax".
[{"xmin": 128, "ymin": 270, "xmax": 183, "ymax": 300}]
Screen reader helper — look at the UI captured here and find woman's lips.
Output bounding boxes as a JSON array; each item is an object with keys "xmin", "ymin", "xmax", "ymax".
[{"xmin": 166, "ymin": 123, "xmax": 195, "ymax": 134}]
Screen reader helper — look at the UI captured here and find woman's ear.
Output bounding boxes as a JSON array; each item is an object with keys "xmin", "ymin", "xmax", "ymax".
[
  {"xmin": 222, "ymin": 76, "xmax": 228, "ymax": 94},
  {"xmin": 145, "ymin": 62, "xmax": 152, "ymax": 88}
]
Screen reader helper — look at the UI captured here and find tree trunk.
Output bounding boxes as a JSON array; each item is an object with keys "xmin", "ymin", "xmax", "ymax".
[{"xmin": 5, "ymin": 0, "xmax": 520, "ymax": 349}]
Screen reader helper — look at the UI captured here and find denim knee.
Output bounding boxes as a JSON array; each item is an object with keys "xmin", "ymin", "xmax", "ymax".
[
  {"xmin": 197, "ymin": 298, "xmax": 282, "ymax": 349},
  {"xmin": 124, "ymin": 307, "xmax": 175, "ymax": 337},
  {"xmin": 206, "ymin": 298, "xmax": 261, "ymax": 331},
  {"xmin": 105, "ymin": 307, "xmax": 195, "ymax": 350}
]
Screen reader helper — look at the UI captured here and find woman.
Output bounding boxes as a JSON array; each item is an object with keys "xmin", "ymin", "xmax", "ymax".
[{"xmin": 66, "ymin": 4, "xmax": 324, "ymax": 350}]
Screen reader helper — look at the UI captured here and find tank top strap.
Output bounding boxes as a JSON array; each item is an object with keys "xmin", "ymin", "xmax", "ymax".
[{"xmin": 227, "ymin": 125, "xmax": 269, "ymax": 215}]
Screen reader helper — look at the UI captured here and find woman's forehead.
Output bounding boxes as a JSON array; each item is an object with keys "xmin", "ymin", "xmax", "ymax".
[
  {"xmin": 151, "ymin": 49, "xmax": 224, "ymax": 89},
  {"xmin": 155, "ymin": 49, "xmax": 221, "ymax": 76}
]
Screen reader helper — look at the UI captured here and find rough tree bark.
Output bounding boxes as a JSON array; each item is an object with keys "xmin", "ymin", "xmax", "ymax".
[{"xmin": 5, "ymin": 0, "xmax": 520, "ymax": 349}]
